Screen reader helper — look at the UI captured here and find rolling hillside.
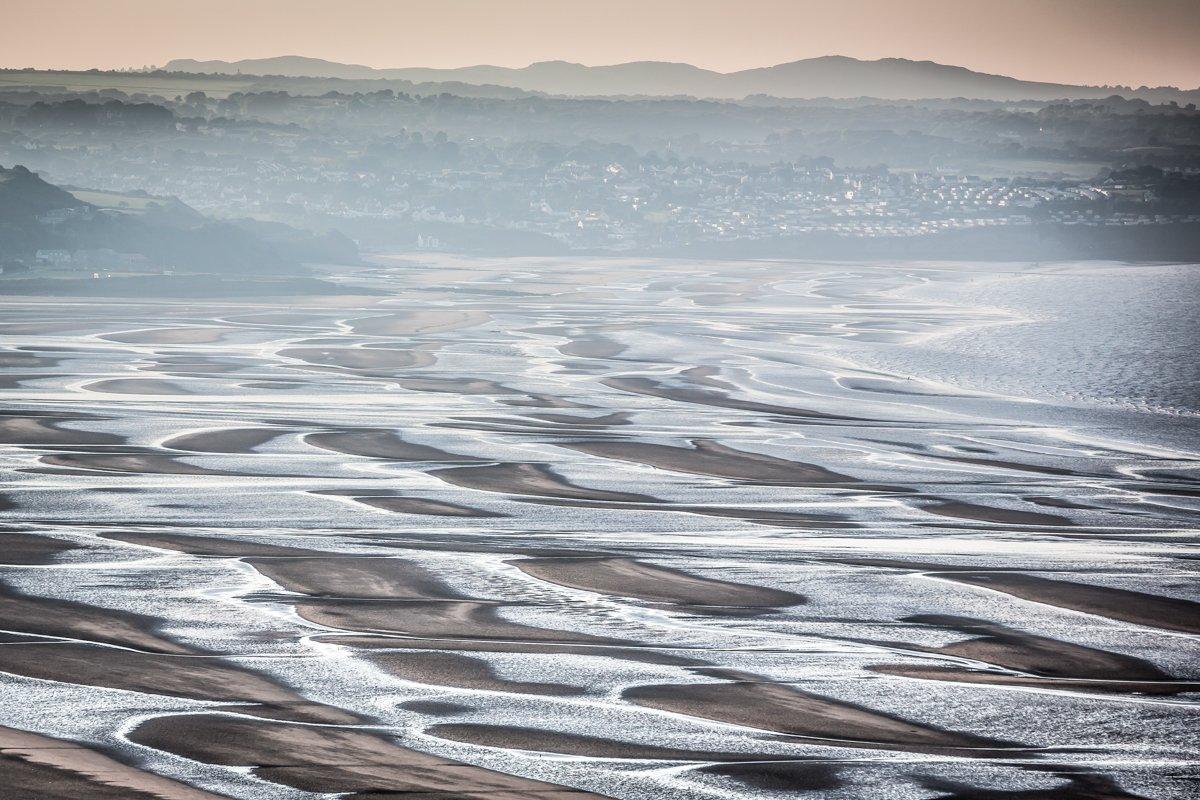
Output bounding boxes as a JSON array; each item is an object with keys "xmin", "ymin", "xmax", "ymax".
[{"xmin": 164, "ymin": 55, "xmax": 1200, "ymax": 102}]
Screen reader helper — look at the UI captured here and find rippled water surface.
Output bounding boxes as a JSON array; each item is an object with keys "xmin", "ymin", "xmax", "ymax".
[{"xmin": 1, "ymin": 257, "xmax": 1197, "ymax": 800}]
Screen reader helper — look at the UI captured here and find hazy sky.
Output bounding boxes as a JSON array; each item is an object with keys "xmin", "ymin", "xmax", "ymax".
[{"xmin": 6, "ymin": 0, "xmax": 1200, "ymax": 87}]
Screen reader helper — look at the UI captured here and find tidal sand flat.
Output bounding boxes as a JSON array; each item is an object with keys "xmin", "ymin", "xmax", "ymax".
[
  {"xmin": 430, "ymin": 461, "xmax": 659, "ymax": 502},
  {"xmin": 162, "ymin": 427, "xmax": 291, "ymax": 453},
  {"xmin": 368, "ymin": 651, "xmax": 590, "ymax": 695},
  {"xmin": 100, "ymin": 327, "xmax": 232, "ymax": 345},
  {"xmin": 348, "ymin": 308, "xmax": 491, "ymax": 335},
  {"xmin": 296, "ymin": 598, "xmax": 628, "ymax": 645},
  {"xmin": 622, "ymin": 675, "xmax": 1018, "ymax": 756},
  {"xmin": 0, "ymin": 414, "xmax": 124, "ymax": 446},
  {"xmin": 558, "ymin": 439, "xmax": 857, "ymax": 484},
  {"xmin": 304, "ymin": 429, "xmax": 478, "ymax": 461},
  {"xmin": 0, "ymin": 583, "xmax": 190, "ymax": 654},
  {"xmin": 0, "ymin": 726, "xmax": 225, "ymax": 800},
  {"xmin": 862, "ymin": 615, "xmax": 1198, "ymax": 695},
  {"xmin": 318, "ymin": 490, "xmax": 506, "ymax": 517},
  {"xmin": 0, "ymin": 531, "xmax": 82, "ymax": 564},
  {"xmin": 1, "ymin": 258, "xmax": 1197, "ymax": 800},
  {"xmin": 246, "ymin": 555, "xmax": 462, "ymax": 600},
  {"xmin": 37, "ymin": 452, "xmax": 240, "ymax": 476},
  {"xmin": 513, "ymin": 555, "xmax": 806, "ymax": 609},
  {"xmin": 428, "ymin": 722, "xmax": 805, "ymax": 761},
  {"xmin": 917, "ymin": 500, "xmax": 1073, "ymax": 527},
  {"xmin": 81, "ymin": 378, "xmax": 195, "ymax": 395},
  {"xmin": 0, "ymin": 642, "xmax": 355, "ymax": 724},
  {"xmin": 936, "ymin": 572, "xmax": 1200, "ymax": 635},
  {"xmin": 130, "ymin": 714, "xmax": 606, "ymax": 799},
  {"xmin": 278, "ymin": 345, "xmax": 435, "ymax": 371},
  {"xmin": 601, "ymin": 374, "xmax": 857, "ymax": 421}
]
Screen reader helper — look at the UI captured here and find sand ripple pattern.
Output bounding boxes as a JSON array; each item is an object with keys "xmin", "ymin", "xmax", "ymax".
[{"xmin": 0, "ymin": 256, "xmax": 1197, "ymax": 800}]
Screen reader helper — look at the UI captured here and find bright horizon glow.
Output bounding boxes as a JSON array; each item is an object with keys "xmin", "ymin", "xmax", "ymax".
[{"xmin": 6, "ymin": 0, "xmax": 1200, "ymax": 88}]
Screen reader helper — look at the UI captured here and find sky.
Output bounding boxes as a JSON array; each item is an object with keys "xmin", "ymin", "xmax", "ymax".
[{"xmin": 5, "ymin": 0, "xmax": 1200, "ymax": 88}]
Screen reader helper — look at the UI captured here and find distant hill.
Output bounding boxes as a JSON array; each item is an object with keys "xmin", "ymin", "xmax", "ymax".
[
  {"xmin": 0, "ymin": 165, "xmax": 356, "ymax": 272},
  {"xmin": 167, "ymin": 55, "xmax": 384, "ymax": 81},
  {"xmin": 0, "ymin": 165, "xmax": 91, "ymax": 255},
  {"xmin": 0, "ymin": 165, "xmax": 87, "ymax": 220},
  {"xmin": 164, "ymin": 55, "xmax": 1199, "ymax": 102}
]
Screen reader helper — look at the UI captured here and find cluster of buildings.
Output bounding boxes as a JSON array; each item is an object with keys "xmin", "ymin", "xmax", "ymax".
[
  {"xmin": 7, "ymin": 124, "xmax": 1196, "ymax": 253},
  {"xmin": 32, "ymin": 248, "xmax": 153, "ymax": 269}
]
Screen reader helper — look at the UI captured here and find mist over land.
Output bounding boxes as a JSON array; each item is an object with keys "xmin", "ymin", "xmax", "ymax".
[
  {"xmin": 3, "ymin": 55, "xmax": 1200, "ymax": 268},
  {"xmin": 0, "ymin": 23, "xmax": 1199, "ymax": 800},
  {"xmin": 161, "ymin": 54, "xmax": 1200, "ymax": 102}
]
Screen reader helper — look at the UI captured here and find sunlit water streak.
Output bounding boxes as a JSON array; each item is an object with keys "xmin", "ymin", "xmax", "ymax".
[{"xmin": 0, "ymin": 257, "xmax": 1196, "ymax": 799}]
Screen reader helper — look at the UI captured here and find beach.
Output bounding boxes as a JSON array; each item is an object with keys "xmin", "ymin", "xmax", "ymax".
[{"xmin": 0, "ymin": 256, "xmax": 1196, "ymax": 799}]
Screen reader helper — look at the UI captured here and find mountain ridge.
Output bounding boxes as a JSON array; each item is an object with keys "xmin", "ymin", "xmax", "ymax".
[{"xmin": 162, "ymin": 54, "xmax": 1197, "ymax": 101}]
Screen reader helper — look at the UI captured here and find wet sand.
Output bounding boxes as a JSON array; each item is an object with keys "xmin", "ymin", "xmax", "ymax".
[
  {"xmin": 700, "ymin": 760, "xmax": 843, "ymax": 793},
  {"xmin": 279, "ymin": 346, "xmax": 434, "ymax": 371},
  {"xmin": 0, "ymin": 415, "xmax": 124, "ymax": 446},
  {"xmin": 130, "ymin": 714, "xmax": 606, "ymax": 799},
  {"xmin": 429, "ymin": 723, "xmax": 801, "ymax": 761},
  {"xmin": 305, "ymin": 429, "xmax": 477, "ymax": 461},
  {"xmin": 368, "ymin": 651, "xmax": 588, "ymax": 695},
  {"xmin": 102, "ymin": 531, "xmax": 321, "ymax": 557},
  {"xmin": 163, "ymin": 427, "xmax": 289, "ymax": 453},
  {"xmin": 526, "ymin": 411, "xmax": 632, "ymax": 427},
  {"xmin": 940, "ymin": 573, "xmax": 1200, "ymax": 635},
  {"xmin": 395, "ymin": 376, "xmax": 520, "ymax": 395},
  {"xmin": 81, "ymin": 378, "xmax": 194, "ymax": 395},
  {"xmin": 142, "ymin": 355, "xmax": 261, "ymax": 375},
  {"xmin": 38, "ymin": 453, "xmax": 239, "ymax": 476},
  {"xmin": 101, "ymin": 327, "xmax": 231, "ymax": 345},
  {"xmin": 0, "ymin": 372, "xmax": 74, "ymax": 390},
  {"xmin": 442, "ymin": 412, "xmax": 632, "ymax": 434},
  {"xmin": 430, "ymin": 462, "xmax": 658, "ymax": 503},
  {"xmin": 221, "ymin": 311, "xmax": 336, "ymax": 326},
  {"xmin": 924, "ymin": 452, "xmax": 1080, "ymax": 477},
  {"xmin": 319, "ymin": 635, "xmax": 697, "ymax": 666},
  {"xmin": 602, "ymin": 375, "xmax": 856, "ymax": 422},
  {"xmin": 435, "ymin": 718, "xmax": 846, "ymax": 792},
  {"xmin": 872, "ymin": 664, "xmax": 1200, "ymax": 696},
  {"xmin": 349, "ymin": 308, "xmax": 491, "ymax": 335},
  {"xmin": 357, "ymin": 495, "xmax": 505, "ymax": 516},
  {"xmin": 2, "ymin": 261, "xmax": 1197, "ymax": 800},
  {"xmin": 0, "ymin": 531, "xmax": 82, "ymax": 564},
  {"xmin": 863, "ymin": 615, "xmax": 1195, "ymax": 695},
  {"xmin": 920, "ymin": 501, "xmax": 1073, "ymax": 527},
  {"xmin": 0, "ymin": 583, "xmax": 189, "ymax": 654},
  {"xmin": 559, "ymin": 439, "xmax": 856, "ymax": 485},
  {"xmin": 0, "ymin": 352, "xmax": 63, "ymax": 370},
  {"xmin": 248, "ymin": 555, "xmax": 462, "ymax": 600},
  {"xmin": 835, "ymin": 559, "xmax": 1200, "ymax": 635},
  {"xmin": 558, "ymin": 337, "xmax": 627, "ymax": 359},
  {"xmin": 921, "ymin": 773, "xmax": 1152, "ymax": 800},
  {"xmin": 0, "ymin": 575, "xmax": 363, "ymax": 726},
  {"xmin": 0, "ymin": 726, "xmax": 226, "ymax": 800},
  {"xmin": 527, "ymin": 496, "xmax": 860, "ymax": 529},
  {"xmin": 623, "ymin": 676, "xmax": 1018, "ymax": 756},
  {"xmin": 0, "ymin": 643, "xmax": 354, "ymax": 724},
  {"xmin": 0, "ymin": 321, "xmax": 96, "ymax": 335},
  {"xmin": 316, "ymin": 490, "xmax": 506, "ymax": 517},
  {"xmin": 514, "ymin": 556, "xmax": 805, "ymax": 608},
  {"xmin": 296, "ymin": 598, "xmax": 627, "ymax": 645}
]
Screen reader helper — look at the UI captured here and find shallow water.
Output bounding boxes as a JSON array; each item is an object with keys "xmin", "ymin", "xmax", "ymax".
[{"xmin": 0, "ymin": 256, "xmax": 1197, "ymax": 800}]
